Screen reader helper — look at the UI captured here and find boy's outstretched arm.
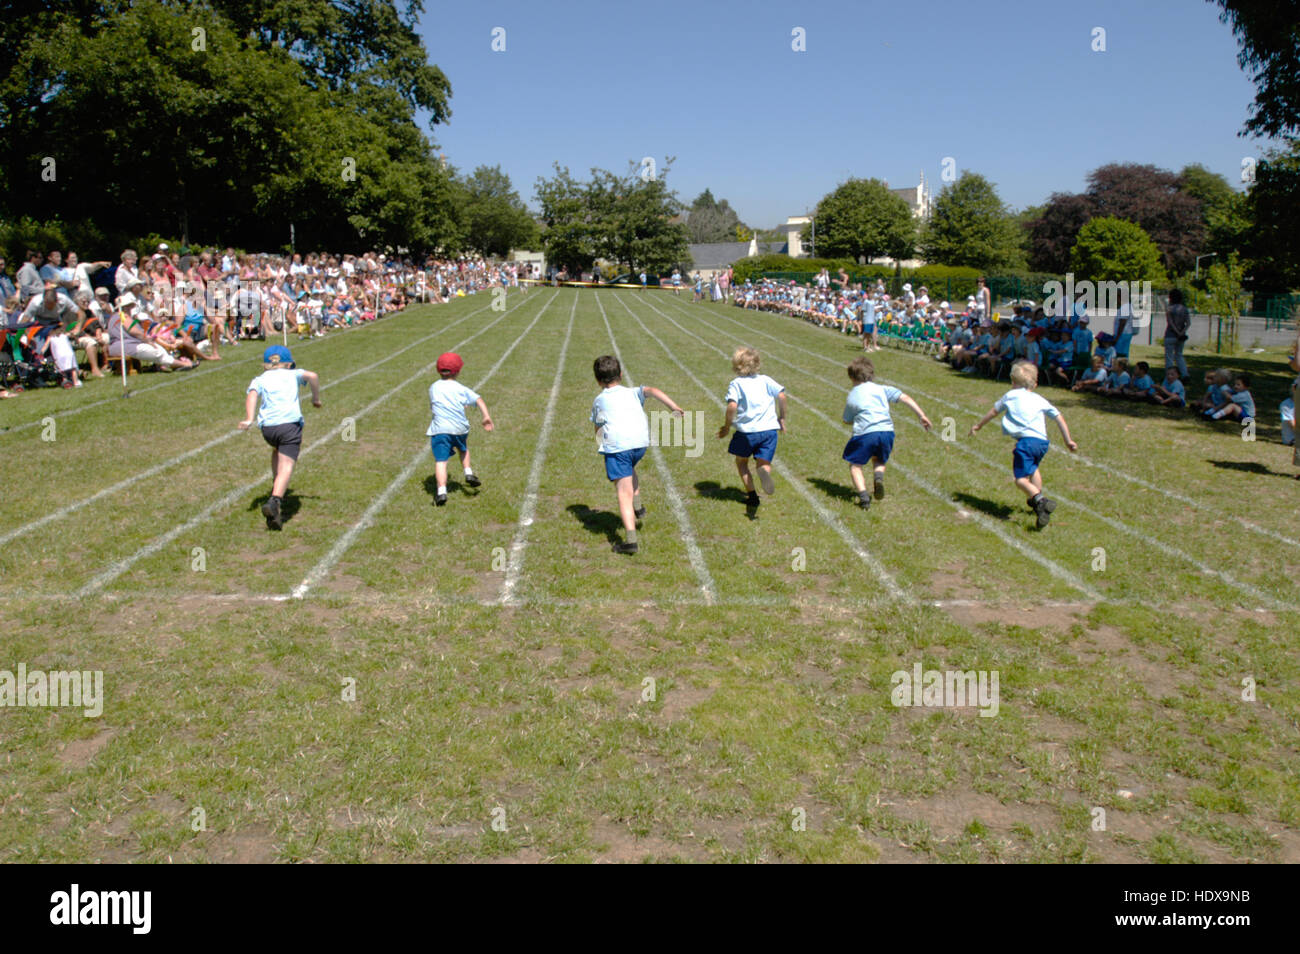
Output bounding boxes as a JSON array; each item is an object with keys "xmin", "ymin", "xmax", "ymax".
[
  {"xmin": 1055, "ymin": 412, "xmax": 1078, "ymax": 452},
  {"xmin": 717, "ymin": 400, "xmax": 738, "ymax": 438},
  {"xmin": 476, "ymin": 397, "xmax": 494, "ymax": 431},
  {"xmin": 301, "ymin": 370, "xmax": 322, "ymax": 407},
  {"xmin": 238, "ymin": 391, "xmax": 258, "ymax": 430},
  {"xmin": 898, "ymin": 393, "xmax": 931, "ymax": 430},
  {"xmin": 777, "ymin": 391, "xmax": 789, "ymax": 433},
  {"xmin": 642, "ymin": 386, "xmax": 684, "ymax": 417},
  {"xmin": 969, "ymin": 404, "xmax": 999, "ymax": 435}
]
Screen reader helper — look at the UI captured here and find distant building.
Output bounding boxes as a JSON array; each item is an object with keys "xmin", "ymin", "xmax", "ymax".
[
  {"xmin": 889, "ymin": 172, "xmax": 933, "ymax": 221},
  {"xmin": 687, "ymin": 239, "xmax": 787, "ymax": 278}
]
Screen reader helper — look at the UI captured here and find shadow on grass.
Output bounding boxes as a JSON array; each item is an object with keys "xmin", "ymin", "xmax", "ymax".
[
  {"xmin": 807, "ymin": 476, "xmax": 858, "ymax": 505},
  {"xmin": 566, "ymin": 504, "xmax": 623, "ymax": 544},
  {"xmin": 1207, "ymin": 459, "xmax": 1295, "ymax": 478},
  {"xmin": 248, "ymin": 491, "xmax": 307, "ymax": 529},
  {"xmin": 952, "ymin": 491, "xmax": 1016, "ymax": 521},
  {"xmin": 694, "ymin": 480, "xmax": 749, "ymax": 503},
  {"xmin": 421, "ymin": 474, "xmax": 475, "ymax": 502},
  {"xmin": 694, "ymin": 480, "xmax": 759, "ymax": 520}
]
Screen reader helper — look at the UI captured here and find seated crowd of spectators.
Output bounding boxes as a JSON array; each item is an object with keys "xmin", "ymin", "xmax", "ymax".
[
  {"xmin": 0, "ymin": 247, "xmax": 521, "ymax": 397},
  {"xmin": 732, "ymin": 274, "xmax": 1265, "ymax": 429}
]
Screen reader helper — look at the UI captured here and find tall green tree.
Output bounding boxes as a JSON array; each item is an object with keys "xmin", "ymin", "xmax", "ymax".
[
  {"xmin": 686, "ymin": 189, "xmax": 747, "ymax": 243},
  {"xmin": 1242, "ymin": 141, "xmax": 1300, "ymax": 290},
  {"xmin": 534, "ymin": 161, "xmax": 688, "ymax": 275},
  {"xmin": 1211, "ymin": 0, "xmax": 1300, "ymax": 139},
  {"xmin": 1069, "ymin": 217, "xmax": 1167, "ymax": 284},
  {"xmin": 919, "ymin": 172, "xmax": 1026, "ymax": 270},
  {"xmin": 0, "ymin": 0, "xmax": 458, "ymax": 252},
  {"xmin": 458, "ymin": 165, "xmax": 539, "ymax": 257},
  {"xmin": 1178, "ymin": 163, "xmax": 1252, "ymax": 262},
  {"xmin": 807, "ymin": 178, "xmax": 915, "ymax": 263}
]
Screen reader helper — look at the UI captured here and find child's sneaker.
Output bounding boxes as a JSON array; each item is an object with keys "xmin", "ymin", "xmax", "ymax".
[
  {"xmin": 758, "ymin": 469, "xmax": 776, "ymax": 495},
  {"xmin": 873, "ymin": 477, "xmax": 885, "ymax": 500},
  {"xmin": 857, "ymin": 492, "xmax": 871, "ymax": 510},
  {"xmin": 464, "ymin": 473, "xmax": 482, "ymax": 488},
  {"xmin": 262, "ymin": 496, "xmax": 282, "ymax": 530},
  {"xmin": 633, "ymin": 505, "xmax": 646, "ymax": 520},
  {"xmin": 612, "ymin": 541, "xmax": 638, "ymax": 555},
  {"xmin": 435, "ymin": 491, "xmax": 447, "ymax": 507},
  {"xmin": 746, "ymin": 490, "xmax": 760, "ymax": 509},
  {"xmin": 1034, "ymin": 496, "xmax": 1057, "ymax": 529}
]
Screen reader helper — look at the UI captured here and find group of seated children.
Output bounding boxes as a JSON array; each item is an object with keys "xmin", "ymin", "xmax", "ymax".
[
  {"xmin": 1070, "ymin": 358, "xmax": 1186, "ymax": 406},
  {"xmin": 1191, "ymin": 368, "xmax": 1256, "ymax": 425}
]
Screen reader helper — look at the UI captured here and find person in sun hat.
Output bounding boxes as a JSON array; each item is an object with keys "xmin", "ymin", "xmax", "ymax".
[
  {"xmin": 238, "ymin": 344, "xmax": 321, "ymax": 530},
  {"xmin": 426, "ymin": 351, "xmax": 494, "ymax": 507}
]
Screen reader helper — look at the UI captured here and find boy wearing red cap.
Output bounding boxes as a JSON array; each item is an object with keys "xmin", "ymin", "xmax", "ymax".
[{"xmin": 427, "ymin": 351, "xmax": 494, "ymax": 506}]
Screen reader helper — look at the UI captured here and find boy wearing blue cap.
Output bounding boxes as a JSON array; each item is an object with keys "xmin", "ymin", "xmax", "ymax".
[{"xmin": 238, "ymin": 345, "xmax": 321, "ymax": 529}]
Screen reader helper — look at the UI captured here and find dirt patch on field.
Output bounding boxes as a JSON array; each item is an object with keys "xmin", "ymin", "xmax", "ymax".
[
  {"xmin": 590, "ymin": 819, "xmax": 689, "ymax": 862},
  {"xmin": 57, "ymin": 728, "xmax": 117, "ymax": 768},
  {"xmin": 657, "ymin": 685, "xmax": 716, "ymax": 721},
  {"xmin": 940, "ymin": 600, "xmax": 1092, "ymax": 632},
  {"xmin": 1074, "ymin": 624, "xmax": 1186, "ymax": 700},
  {"xmin": 888, "ymin": 790, "xmax": 1059, "ymax": 838}
]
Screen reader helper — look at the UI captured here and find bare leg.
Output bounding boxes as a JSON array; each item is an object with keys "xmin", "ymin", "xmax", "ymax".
[
  {"xmin": 735, "ymin": 456, "xmax": 755, "ymax": 494},
  {"xmin": 272, "ymin": 452, "xmax": 295, "ymax": 498},
  {"xmin": 849, "ymin": 464, "xmax": 867, "ymax": 494},
  {"xmin": 615, "ymin": 474, "xmax": 636, "ymax": 534}
]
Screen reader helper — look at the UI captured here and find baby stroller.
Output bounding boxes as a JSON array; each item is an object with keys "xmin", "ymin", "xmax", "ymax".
[{"xmin": 0, "ymin": 326, "xmax": 61, "ymax": 391}]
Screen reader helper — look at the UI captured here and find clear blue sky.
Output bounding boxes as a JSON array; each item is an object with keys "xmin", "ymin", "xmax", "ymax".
[{"xmin": 415, "ymin": 0, "xmax": 1273, "ymax": 227}]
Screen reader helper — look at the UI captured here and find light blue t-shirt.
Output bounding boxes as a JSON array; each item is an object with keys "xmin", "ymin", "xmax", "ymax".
[
  {"xmin": 1107, "ymin": 370, "xmax": 1131, "ymax": 390},
  {"xmin": 1130, "ymin": 374, "xmax": 1155, "ymax": 394},
  {"xmin": 591, "ymin": 384, "xmax": 649, "ymax": 453},
  {"xmin": 1164, "ymin": 378, "xmax": 1186, "ymax": 402},
  {"xmin": 725, "ymin": 374, "xmax": 785, "ymax": 432},
  {"xmin": 843, "ymin": 382, "xmax": 902, "ymax": 436},
  {"xmin": 248, "ymin": 368, "xmax": 308, "ymax": 427},
  {"xmin": 1227, "ymin": 388, "xmax": 1255, "ymax": 419},
  {"xmin": 426, "ymin": 378, "xmax": 482, "ymax": 436},
  {"xmin": 994, "ymin": 388, "xmax": 1060, "ymax": 441}
]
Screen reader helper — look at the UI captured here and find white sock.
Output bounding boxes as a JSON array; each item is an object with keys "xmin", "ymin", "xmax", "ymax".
[
  {"xmin": 437, "ymin": 485, "xmax": 447, "ymax": 495},
  {"xmin": 463, "ymin": 467, "xmax": 473, "ymax": 477}
]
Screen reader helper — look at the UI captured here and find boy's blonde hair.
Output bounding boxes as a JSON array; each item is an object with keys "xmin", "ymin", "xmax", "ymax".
[
  {"xmin": 732, "ymin": 346, "xmax": 760, "ymax": 375},
  {"xmin": 1009, "ymin": 359, "xmax": 1037, "ymax": 388}
]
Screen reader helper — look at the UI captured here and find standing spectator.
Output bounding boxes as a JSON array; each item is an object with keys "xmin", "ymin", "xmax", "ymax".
[
  {"xmin": 69, "ymin": 253, "xmax": 111, "ymax": 298},
  {"xmin": 0, "ymin": 254, "xmax": 14, "ymax": 302},
  {"xmin": 976, "ymin": 276, "xmax": 992, "ymax": 323},
  {"xmin": 17, "ymin": 250, "xmax": 45, "ymax": 303},
  {"xmin": 1112, "ymin": 285, "xmax": 1136, "ymax": 358},
  {"xmin": 1163, "ymin": 288, "xmax": 1191, "ymax": 381}
]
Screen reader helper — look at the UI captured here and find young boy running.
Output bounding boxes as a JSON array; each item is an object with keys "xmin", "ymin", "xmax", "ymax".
[
  {"xmin": 238, "ymin": 345, "xmax": 321, "ymax": 530},
  {"xmin": 427, "ymin": 351, "xmax": 494, "ymax": 506},
  {"xmin": 841, "ymin": 357, "xmax": 931, "ymax": 509},
  {"xmin": 590, "ymin": 355, "xmax": 685, "ymax": 555},
  {"xmin": 717, "ymin": 347, "xmax": 786, "ymax": 511},
  {"xmin": 969, "ymin": 359, "xmax": 1078, "ymax": 529}
]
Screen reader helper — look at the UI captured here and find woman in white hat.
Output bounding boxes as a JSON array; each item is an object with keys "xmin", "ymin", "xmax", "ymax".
[{"xmin": 106, "ymin": 292, "xmax": 177, "ymax": 370}]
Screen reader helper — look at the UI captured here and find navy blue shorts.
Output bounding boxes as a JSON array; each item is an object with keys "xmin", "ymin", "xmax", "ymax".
[
  {"xmin": 603, "ymin": 447, "xmax": 646, "ymax": 481},
  {"xmin": 728, "ymin": 428, "xmax": 779, "ymax": 461},
  {"xmin": 1012, "ymin": 437, "xmax": 1050, "ymax": 479},
  {"xmin": 843, "ymin": 431, "xmax": 894, "ymax": 466},
  {"xmin": 430, "ymin": 432, "xmax": 468, "ymax": 462}
]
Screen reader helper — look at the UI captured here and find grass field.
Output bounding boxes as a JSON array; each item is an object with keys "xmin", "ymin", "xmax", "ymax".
[{"xmin": 1, "ymin": 287, "xmax": 1297, "ymax": 863}]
